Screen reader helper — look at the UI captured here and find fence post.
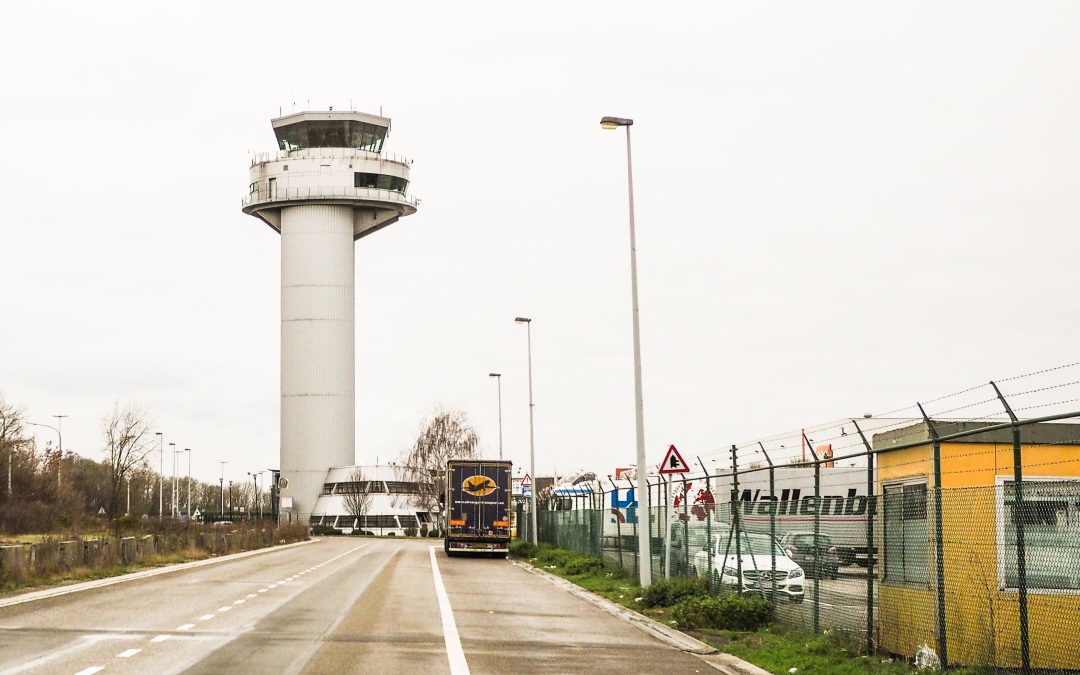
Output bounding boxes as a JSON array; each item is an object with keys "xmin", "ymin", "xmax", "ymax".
[
  {"xmin": 698, "ymin": 457, "xmax": 713, "ymax": 593},
  {"xmin": 990, "ymin": 382, "xmax": 1031, "ymax": 674},
  {"xmin": 731, "ymin": 445, "xmax": 743, "ymax": 588},
  {"xmin": 853, "ymin": 420, "xmax": 876, "ymax": 656},
  {"xmin": 918, "ymin": 403, "xmax": 949, "ymax": 669},
  {"xmin": 682, "ymin": 473, "xmax": 689, "ymax": 577},
  {"xmin": 759, "ymin": 442, "xmax": 777, "ymax": 602},
  {"xmin": 609, "ymin": 476, "xmax": 624, "ymax": 572},
  {"xmin": 805, "ymin": 433, "xmax": 821, "ymax": 635}
]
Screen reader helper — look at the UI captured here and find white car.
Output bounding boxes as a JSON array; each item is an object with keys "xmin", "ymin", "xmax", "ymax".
[{"xmin": 691, "ymin": 531, "xmax": 805, "ymax": 602}]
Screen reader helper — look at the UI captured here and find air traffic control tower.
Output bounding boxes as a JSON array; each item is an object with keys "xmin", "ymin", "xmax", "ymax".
[{"xmin": 242, "ymin": 111, "xmax": 418, "ymax": 523}]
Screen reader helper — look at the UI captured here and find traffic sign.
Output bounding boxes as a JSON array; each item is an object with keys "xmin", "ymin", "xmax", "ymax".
[
  {"xmin": 520, "ymin": 473, "xmax": 532, "ymax": 487},
  {"xmin": 658, "ymin": 444, "xmax": 689, "ymax": 474}
]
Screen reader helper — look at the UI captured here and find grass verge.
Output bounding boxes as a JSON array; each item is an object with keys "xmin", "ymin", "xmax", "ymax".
[{"xmin": 509, "ymin": 540, "xmax": 989, "ymax": 675}]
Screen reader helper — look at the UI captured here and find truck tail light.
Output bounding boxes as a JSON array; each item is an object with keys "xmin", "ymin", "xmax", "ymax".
[
  {"xmin": 450, "ymin": 519, "xmax": 466, "ymax": 526},
  {"xmin": 493, "ymin": 520, "xmax": 509, "ymax": 527}
]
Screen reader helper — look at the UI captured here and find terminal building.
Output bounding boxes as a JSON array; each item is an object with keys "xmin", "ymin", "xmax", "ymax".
[{"xmin": 306, "ymin": 464, "xmax": 439, "ymax": 536}]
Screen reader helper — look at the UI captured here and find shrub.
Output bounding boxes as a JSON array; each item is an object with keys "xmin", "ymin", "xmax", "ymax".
[
  {"xmin": 533, "ymin": 545, "xmax": 575, "ymax": 568},
  {"xmin": 404, "ymin": 527, "xmax": 418, "ymax": 537},
  {"xmin": 563, "ymin": 555, "xmax": 604, "ymax": 576},
  {"xmin": 310, "ymin": 525, "xmax": 337, "ymax": 536},
  {"xmin": 640, "ymin": 576, "xmax": 709, "ymax": 608},
  {"xmin": 509, "ymin": 540, "xmax": 537, "ymax": 558},
  {"xmin": 671, "ymin": 593, "xmax": 774, "ymax": 631}
]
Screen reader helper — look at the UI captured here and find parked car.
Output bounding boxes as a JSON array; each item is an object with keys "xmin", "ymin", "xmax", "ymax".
[
  {"xmin": 691, "ymin": 531, "xmax": 805, "ymax": 602},
  {"xmin": 779, "ymin": 531, "xmax": 841, "ymax": 579}
]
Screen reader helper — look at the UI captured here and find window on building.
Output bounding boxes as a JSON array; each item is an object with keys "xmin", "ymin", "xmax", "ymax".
[
  {"xmin": 337, "ymin": 516, "xmax": 358, "ymax": 529},
  {"xmin": 883, "ymin": 480, "xmax": 928, "ymax": 585},
  {"xmin": 998, "ymin": 478, "xmax": 1080, "ymax": 591},
  {"xmin": 359, "ymin": 515, "xmax": 400, "ymax": 529},
  {"xmin": 385, "ymin": 481, "xmax": 421, "ymax": 494},
  {"xmin": 353, "ymin": 172, "xmax": 409, "ymax": 193}
]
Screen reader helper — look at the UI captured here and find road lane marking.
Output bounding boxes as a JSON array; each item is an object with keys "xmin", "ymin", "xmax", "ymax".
[
  {"xmin": 72, "ymin": 668, "xmax": 103, "ymax": 675},
  {"xmin": 268, "ymin": 584, "xmax": 278, "ymax": 589},
  {"xmin": 150, "ymin": 635, "xmax": 170, "ymax": 643},
  {"xmin": 218, "ymin": 606, "xmax": 232, "ymax": 612},
  {"xmin": 429, "ymin": 546, "xmax": 470, "ymax": 675},
  {"xmin": 177, "ymin": 624, "xmax": 195, "ymax": 631},
  {"xmin": 198, "ymin": 614, "xmax": 215, "ymax": 621},
  {"xmin": 234, "ymin": 599, "xmax": 245, "ymax": 604},
  {"xmin": 246, "ymin": 593, "xmax": 257, "ymax": 598},
  {"xmin": 116, "ymin": 648, "xmax": 141, "ymax": 658},
  {"xmin": 257, "ymin": 589, "xmax": 268, "ymax": 593}
]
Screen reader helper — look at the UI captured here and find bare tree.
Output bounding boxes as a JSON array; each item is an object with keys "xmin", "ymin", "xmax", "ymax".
[
  {"xmin": 102, "ymin": 402, "xmax": 156, "ymax": 519},
  {"xmin": 0, "ymin": 394, "xmax": 27, "ymax": 503},
  {"xmin": 341, "ymin": 466, "xmax": 373, "ymax": 529},
  {"xmin": 402, "ymin": 410, "xmax": 479, "ymax": 514}
]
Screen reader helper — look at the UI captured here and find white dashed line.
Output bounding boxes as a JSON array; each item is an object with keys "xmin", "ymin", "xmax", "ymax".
[
  {"xmin": 218, "ymin": 606, "xmax": 232, "ymax": 612},
  {"xmin": 177, "ymin": 624, "xmax": 195, "ymax": 631},
  {"xmin": 268, "ymin": 584, "xmax": 278, "ymax": 589},
  {"xmin": 199, "ymin": 614, "xmax": 215, "ymax": 621},
  {"xmin": 246, "ymin": 593, "xmax": 257, "ymax": 599},
  {"xmin": 73, "ymin": 668, "xmax": 104, "ymax": 675},
  {"xmin": 117, "ymin": 648, "xmax": 142, "ymax": 658},
  {"xmin": 151, "ymin": 635, "xmax": 170, "ymax": 643},
  {"xmin": 234, "ymin": 599, "xmax": 245, "ymax": 605},
  {"xmin": 258, "ymin": 589, "xmax": 268, "ymax": 593}
]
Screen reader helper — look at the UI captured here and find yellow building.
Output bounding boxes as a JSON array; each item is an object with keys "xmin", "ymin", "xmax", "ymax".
[{"xmin": 873, "ymin": 421, "xmax": 1080, "ymax": 670}]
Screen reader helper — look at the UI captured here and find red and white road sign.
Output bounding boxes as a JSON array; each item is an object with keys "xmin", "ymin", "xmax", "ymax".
[
  {"xmin": 520, "ymin": 473, "xmax": 532, "ymax": 487},
  {"xmin": 658, "ymin": 444, "xmax": 690, "ymax": 474}
]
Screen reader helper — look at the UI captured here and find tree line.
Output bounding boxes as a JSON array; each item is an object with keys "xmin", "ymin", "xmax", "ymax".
[{"xmin": 0, "ymin": 394, "xmax": 269, "ymax": 534}]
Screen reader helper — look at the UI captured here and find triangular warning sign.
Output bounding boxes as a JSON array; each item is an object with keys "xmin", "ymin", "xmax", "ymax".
[
  {"xmin": 520, "ymin": 473, "xmax": 532, "ymax": 487},
  {"xmin": 658, "ymin": 444, "xmax": 690, "ymax": 474}
]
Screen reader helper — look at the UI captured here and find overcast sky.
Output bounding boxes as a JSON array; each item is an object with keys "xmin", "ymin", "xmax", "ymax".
[{"xmin": 2, "ymin": 1, "xmax": 1078, "ymax": 485}]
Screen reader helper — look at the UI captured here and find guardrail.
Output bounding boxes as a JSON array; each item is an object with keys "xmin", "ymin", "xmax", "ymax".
[
  {"xmin": 249, "ymin": 148, "xmax": 412, "ymax": 167},
  {"xmin": 242, "ymin": 186, "xmax": 419, "ymax": 209}
]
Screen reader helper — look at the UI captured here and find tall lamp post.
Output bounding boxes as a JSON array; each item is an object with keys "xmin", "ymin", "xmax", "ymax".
[
  {"xmin": 27, "ymin": 421, "xmax": 62, "ymax": 489},
  {"xmin": 488, "ymin": 373, "xmax": 503, "ymax": 461},
  {"xmin": 52, "ymin": 414, "xmax": 67, "ymax": 487},
  {"xmin": 155, "ymin": 432, "xmax": 163, "ymax": 519},
  {"xmin": 184, "ymin": 448, "xmax": 192, "ymax": 517},
  {"xmin": 218, "ymin": 460, "xmax": 228, "ymax": 519},
  {"xmin": 168, "ymin": 442, "xmax": 177, "ymax": 517},
  {"xmin": 601, "ymin": 115, "xmax": 651, "ymax": 587},
  {"xmin": 514, "ymin": 317, "xmax": 538, "ymax": 546}
]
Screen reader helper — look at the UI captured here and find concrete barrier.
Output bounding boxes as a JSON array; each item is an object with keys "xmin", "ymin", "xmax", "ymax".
[
  {"xmin": 120, "ymin": 537, "xmax": 136, "ymax": 564},
  {"xmin": 29, "ymin": 542, "xmax": 59, "ymax": 575},
  {"xmin": 58, "ymin": 541, "xmax": 80, "ymax": 569},
  {"xmin": 0, "ymin": 545, "xmax": 27, "ymax": 581}
]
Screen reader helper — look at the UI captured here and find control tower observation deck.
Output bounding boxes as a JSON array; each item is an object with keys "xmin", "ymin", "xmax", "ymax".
[{"xmin": 242, "ymin": 111, "xmax": 418, "ymax": 524}]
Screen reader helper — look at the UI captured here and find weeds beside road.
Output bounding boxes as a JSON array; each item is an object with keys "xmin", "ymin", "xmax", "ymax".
[{"xmin": 509, "ymin": 540, "xmax": 989, "ymax": 675}]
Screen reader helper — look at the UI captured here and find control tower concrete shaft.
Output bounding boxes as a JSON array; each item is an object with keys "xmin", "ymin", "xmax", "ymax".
[{"xmin": 242, "ymin": 111, "xmax": 418, "ymax": 523}]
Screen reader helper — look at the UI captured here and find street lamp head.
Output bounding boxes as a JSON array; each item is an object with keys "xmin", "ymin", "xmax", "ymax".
[
  {"xmin": 514, "ymin": 317, "xmax": 531, "ymax": 324},
  {"xmin": 488, "ymin": 372, "xmax": 501, "ymax": 378},
  {"xmin": 600, "ymin": 116, "xmax": 633, "ymax": 129},
  {"xmin": 168, "ymin": 442, "xmax": 176, "ymax": 448}
]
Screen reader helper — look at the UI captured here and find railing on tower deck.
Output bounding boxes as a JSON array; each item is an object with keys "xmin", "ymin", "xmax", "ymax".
[
  {"xmin": 249, "ymin": 148, "xmax": 413, "ymax": 167},
  {"xmin": 242, "ymin": 186, "xmax": 420, "ymax": 209}
]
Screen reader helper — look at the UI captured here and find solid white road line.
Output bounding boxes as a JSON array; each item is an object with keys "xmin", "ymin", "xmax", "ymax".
[
  {"xmin": 116, "ymin": 649, "xmax": 141, "ymax": 658},
  {"xmin": 429, "ymin": 546, "xmax": 470, "ymax": 675},
  {"xmin": 72, "ymin": 668, "xmax": 103, "ymax": 675}
]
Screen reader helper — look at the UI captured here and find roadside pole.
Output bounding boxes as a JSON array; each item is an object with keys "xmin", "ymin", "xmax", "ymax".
[{"xmin": 658, "ymin": 444, "xmax": 689, "ymax": 582}]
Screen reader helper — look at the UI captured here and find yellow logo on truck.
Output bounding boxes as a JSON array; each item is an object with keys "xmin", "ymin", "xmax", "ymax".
[{"xmin": 462, "ymin": 475, "xmax": 497, "ymax": 496}]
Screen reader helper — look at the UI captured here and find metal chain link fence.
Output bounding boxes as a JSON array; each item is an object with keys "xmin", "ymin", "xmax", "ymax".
[{"xmin": 521, "ymin": 411, "xmax": 1080, "ymax": 673}]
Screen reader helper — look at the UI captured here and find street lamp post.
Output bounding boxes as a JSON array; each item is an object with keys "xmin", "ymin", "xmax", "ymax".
[
  {"xmin": 168, "ymin": 442, "xmax": 177, "ymax": 517},
  {"xmin": 185, "ymin": 448, "xmax": 191, "ymax": 517},
  {"xmin": 488, "ymin": 373, "xmax": 503, "ymax": 461},
  {"xmin": 514, "ymin": 317, "xmax": 538, "ymax": 546},
  {"xmin": 27, "ymin": 421, "xmax": 62, "ymax": 489},
  {"xmin": 52, "ymin": 414, "xmax": 67, "ymax": 488},
  {"xmin": 219, "ymin": 460, "xmax": 227, "ymax": 519},
  {"xmin": 601, "ymin": 115, "xmax": 652, "ymax": 587},
  {"xmin": 155, "ymin": 432, "xmax": 163, "ymax": 519}
]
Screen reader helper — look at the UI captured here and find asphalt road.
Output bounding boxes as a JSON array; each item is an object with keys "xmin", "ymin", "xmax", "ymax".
[{"xmin": 0, "ymin": 538, "xmax": 715, "ymax": 674}]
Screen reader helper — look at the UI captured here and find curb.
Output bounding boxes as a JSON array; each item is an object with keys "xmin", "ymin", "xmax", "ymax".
[
  {"xmin": 0, "ymin": 538, "xmax": 316, "ymax": 609},
  {"xmin": 511, "ymin": 558, "xmax": 773, "ymax": 675}
]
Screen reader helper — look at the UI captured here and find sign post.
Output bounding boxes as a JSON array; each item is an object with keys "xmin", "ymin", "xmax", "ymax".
[{"xmin": 658, "ymin": 444, "xmax": 689, "ymax": 580}]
